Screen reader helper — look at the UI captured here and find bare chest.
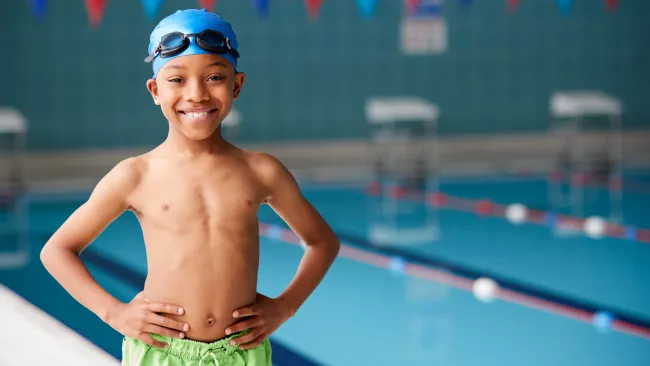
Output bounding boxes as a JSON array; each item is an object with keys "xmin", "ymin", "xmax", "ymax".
[{"xmin": 131, "ymin": 168, "xmax": 263, "ymax": 231}]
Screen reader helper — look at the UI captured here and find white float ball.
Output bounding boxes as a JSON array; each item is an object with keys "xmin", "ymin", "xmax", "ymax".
[
  {"xmin": 473, "ymin": 277, "xmax": 500, "ymax": 303},
  {"xmin": 584, "ymin": 216, "xmax": 607, "ymax": 239},
  {"xmin": 505, "ymin": 204, "xmax": 527, "ymax": 225}
]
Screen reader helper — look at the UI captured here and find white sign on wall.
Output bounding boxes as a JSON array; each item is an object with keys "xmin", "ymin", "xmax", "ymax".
[{"xmin": 400, "ymin": 0, "xmax": 447, "ymax": 55}]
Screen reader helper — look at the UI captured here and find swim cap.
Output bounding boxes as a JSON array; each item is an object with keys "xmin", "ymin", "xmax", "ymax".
[{"xmin": 147, "ymin": 9, "xmax": 239, "ymax": 78}]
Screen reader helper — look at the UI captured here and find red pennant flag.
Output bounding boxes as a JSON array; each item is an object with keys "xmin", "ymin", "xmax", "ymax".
[
  {"xmin": 605, "ymin": 0, "xmax": 618, "ymax": 12},
  {"xmin": 405, "ymin": 0, "xmax": 420, "ymax": 15},
  {"xmin": 199, "ymin": 0, "xmax": 217, "ymax": 12},
  {"xmin": 305, "ymin": 0, "xmax": 323, "ymax": 20},
  {"xmin": 507, "ymin": 0, "xmax": 520, "ymax": 13},
  {"xmin": 84, "ymin": 0, "xmax": 108, "ymax": 28}
]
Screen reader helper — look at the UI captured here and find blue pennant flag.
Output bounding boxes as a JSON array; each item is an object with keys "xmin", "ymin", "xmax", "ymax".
[
  {"xmin": 409, "ymin": 0, "xmax": 444, "ymax": 19},
  {"xmin": 253, "ymin": 0, "xmax": 270, "ymax": 18},
  {"xmin": 29, "ymin": 0, "xmax": 47, "ymax": 19},
  {"xmin": 356, "ymin": 0, "xmax": 378, "ymax": 19},
  {"xmin": 142, "ymin": 0, "xmax": 164, "ymax": 20},
  {"xmin": 557, "ymin": 0, "xmax": 571, "ymax": 14}
]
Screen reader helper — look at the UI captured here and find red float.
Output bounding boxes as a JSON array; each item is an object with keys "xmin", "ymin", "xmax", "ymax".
[{"xmin": 475, "ymin": 199, "xmax": 494, "ymax": 215}]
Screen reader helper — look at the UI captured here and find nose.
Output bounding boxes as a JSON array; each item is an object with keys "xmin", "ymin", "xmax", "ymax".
[{"xmin": 185, "ymin": 80, "xmax": 210, "ymax": 103}]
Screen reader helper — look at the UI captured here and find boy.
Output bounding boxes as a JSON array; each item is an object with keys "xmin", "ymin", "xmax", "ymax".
[{"xmin": 40, "ymin": 9, "xmax": 340, "ymax": 366}]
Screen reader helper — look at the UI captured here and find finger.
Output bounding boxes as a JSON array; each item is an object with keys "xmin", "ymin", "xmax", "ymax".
[
  {"xmin": 148, "ymin": 302, "xmax": 185, "ymax": 315},
  {"xmin": 143, "ymin": 324, "xmax": 185, "ymax": 339},
  {"xmin": 238, "ymin": 334, "xmax": 267, "ymax": 350},
  {"xmin": 139, "ymin": 333, "xmax": 168, "ymax": 349},
  {"xmin": 230, "ymin": 330, "xmax": 258, "ymax": 346},
  {"xmin": 147, "ymin": 313, "xmax": 190, "ymax": 332},
  {"xmin": 225, "ymin": 318, "xmax": 264, "ymax": 335},
  {"xmin": 233, "ymin": 306, "xmax": 257, "ymax": 318}
]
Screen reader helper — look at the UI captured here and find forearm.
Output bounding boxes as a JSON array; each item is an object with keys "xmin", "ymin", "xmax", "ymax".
[
  {"xmin": 40, "ymin": 246, "xmax": 121, "ymax": 323},
  {"xmin": 276, "ymin": 239, "xmax": 339, "ymax": 315}
]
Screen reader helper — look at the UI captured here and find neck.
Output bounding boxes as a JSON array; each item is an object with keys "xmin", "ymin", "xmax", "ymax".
[{"xmin": 163, "ymin": 125, "xmax": 228, "ymax": 158}]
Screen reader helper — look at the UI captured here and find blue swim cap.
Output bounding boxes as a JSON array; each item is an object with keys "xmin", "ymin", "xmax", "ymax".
[{"xmin": 148, "ymin": 9, "xmax": 239, "ymax": 78}]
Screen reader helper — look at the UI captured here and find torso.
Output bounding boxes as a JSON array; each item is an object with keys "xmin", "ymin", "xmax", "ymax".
[{"xmin": 127, "ymin": 146, "xmax": 267, "ymax": 342}]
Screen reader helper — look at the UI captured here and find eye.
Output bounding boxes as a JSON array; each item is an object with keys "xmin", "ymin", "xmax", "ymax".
[
  {"xmin": 207, "ymin": 75, "xmax": 225, "ymax": 82},
  {"xmin": 168, "ymin": 78, "xmax": 184, "ymax": 83}
]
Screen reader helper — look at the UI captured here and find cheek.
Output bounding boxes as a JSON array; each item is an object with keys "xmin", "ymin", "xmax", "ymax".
[
  {"xmin": 158, "ymin": 92, "xmax": 181, "ymax": 110},
  {"xmin": 213, "ymin": 83, "xmax": 232, "ymax": 96},
  {"xmin": 206, "ymin": 87, "xmax": 232, "ymax": 107},
  {"xmin": 230, "ymin": 79, "xmax": 240, "ymax": 97}
]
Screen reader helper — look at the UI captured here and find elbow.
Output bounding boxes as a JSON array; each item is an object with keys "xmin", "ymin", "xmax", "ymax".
[
  {"xmin": 306, "ymin": 232, "xmax": 340, "ymax": 258},
  {"xmin": 331, "ymin": 235, "xmax": 341, "ymax": 257},
  {"xmin": 39, "ymin": 240, "xmax": 66, "ymax": 270},
  {"xmin": 40, "ymin": 233, "xmax": 82, "ymax": 266},
  {"xmin": 40, "ymin": 243, "xmax": 53, "ymax": 269}
]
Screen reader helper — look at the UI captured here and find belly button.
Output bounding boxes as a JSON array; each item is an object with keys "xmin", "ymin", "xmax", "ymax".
[{"xmin": 206, "ymin": 316, "xmax": 215, "ymax": 325}]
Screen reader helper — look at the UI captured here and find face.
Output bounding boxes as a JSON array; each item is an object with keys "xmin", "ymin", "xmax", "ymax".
[{"xmin": 146, "ymin": 54, "xmax": 245, "ymax": 141}]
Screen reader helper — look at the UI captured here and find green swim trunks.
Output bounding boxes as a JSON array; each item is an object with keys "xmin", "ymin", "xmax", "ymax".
[{"xmin": 122, "ymin": 332, "xmax": 272, "ymax": 366}]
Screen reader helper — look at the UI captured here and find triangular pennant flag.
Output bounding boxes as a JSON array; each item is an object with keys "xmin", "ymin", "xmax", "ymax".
[
  {"xmin": 28, "ymin": 0, "xmax": 47, "ymax": 19},
  {"xmin": 405, "ymin": 0, "xmax": 420, "ymax": 15},
  {"xmin": 557, "ymin": 0, "xmax": 571, "ymax": 14},
  {"xmin": 199, "ymin": 0, "xmax": 217, "ymax": 12},
  {"xmin": 605, "ymin": 0, "xmax": 618, "ymax": 12},
  {"xmin": 305, "ymin": 0, "xmax": 323, "ymax": 20},
  {"xmin": 252, "ymin": 0, "xmax": 270, "ymax": 18},
  {"xmin": 356, "ymin": 0, "xmax": 378, "ymax": 19},
  {"xmin": 141, "ymin": 0, "xmax": 163, "ymax": 20},
  {"xmin": 507, "ymin": 0, "xmax": 520, "ymax": 13},
  {"xmin": 84, "ymin": 0, "xmax": 108, "ymax": 28}
]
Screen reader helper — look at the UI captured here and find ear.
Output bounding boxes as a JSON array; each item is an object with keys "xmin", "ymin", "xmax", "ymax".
[
  {"xmin": 232, "ymin": 72, "xmax": 246, "ymax": 100},
  {"xmin": 146, "ymin": 79, "xmax": 161, "ymax": 105}
]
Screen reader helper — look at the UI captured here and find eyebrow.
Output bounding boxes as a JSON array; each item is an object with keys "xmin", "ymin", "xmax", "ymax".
[
  {"xmin": 207, "ymin": 62, "xmax": 228, "ymax": 68},
  {"xmin": 164, "ymin": 62, "xmax": 228, "ymax": 71},
  {"xmin": 165, "ymin": 64, "xmax": 187, "ymax": 70}
]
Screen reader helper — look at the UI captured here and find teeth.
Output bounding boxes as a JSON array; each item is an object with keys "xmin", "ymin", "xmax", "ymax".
[{"xmin": 185, "ymin": 111, "xmax": 209, "ymax": 118}]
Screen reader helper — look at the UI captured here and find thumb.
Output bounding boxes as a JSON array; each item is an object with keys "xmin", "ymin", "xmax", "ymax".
[{"xmin": 134, "ymin": 291, "xmax": 152, "ymax": 302}]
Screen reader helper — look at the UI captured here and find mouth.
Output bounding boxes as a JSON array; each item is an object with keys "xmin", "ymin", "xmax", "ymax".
[{"xmin": 178, "ymin": 108, "xmax": 218, "ymax": 121}]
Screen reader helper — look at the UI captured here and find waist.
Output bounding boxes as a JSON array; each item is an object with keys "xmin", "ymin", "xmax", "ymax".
[
  {"xmin": 143, "ymin": 275, "xmax": 257, "ymax": 342},
  {"xmin": 124, "ymin": 329, "xmax": 271, "ymax": 360}
]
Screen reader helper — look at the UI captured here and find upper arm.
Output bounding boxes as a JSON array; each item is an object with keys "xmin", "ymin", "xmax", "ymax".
[
  {"xmin": 44, "ymin": 158, "xmax": 142, "ymax": 254},
  {"xmin": 255, "ymin": 154, "xmax": 337, "ymax": 246}
]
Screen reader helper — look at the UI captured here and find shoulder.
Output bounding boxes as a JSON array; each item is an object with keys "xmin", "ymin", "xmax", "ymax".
[
  {"xmin": 93, "ymin": 156, "xmax": 146, "ymax": 198},
  {"xmin": 242, "ymin": 151, "xmax": 300, "ymax": 202},
  {"xmin": 109, "ymin": 156, "xmax": 146, "ymax": 185},
  {"xmin": 243, "ymin": 151, "xmax": 290, "ymax": 183}
]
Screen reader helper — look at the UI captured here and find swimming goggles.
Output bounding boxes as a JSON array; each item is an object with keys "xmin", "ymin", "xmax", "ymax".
[{"xmin": 144, "ymin": 29, "xmax": 240, "ymax": 63}]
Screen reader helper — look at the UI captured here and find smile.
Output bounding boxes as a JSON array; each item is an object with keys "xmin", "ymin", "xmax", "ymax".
[{"xmin": 179, "ymin": 109, "xmax": 218, "ymax": 119}]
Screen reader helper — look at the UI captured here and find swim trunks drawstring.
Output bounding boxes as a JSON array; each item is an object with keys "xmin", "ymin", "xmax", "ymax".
[
  {"xmin": 199, "ymin": 349, "xmax": 220, "ymax": 366},
  {"xmin": 199, "ymin": 344, "xmax": 235, "ymax": 366}
]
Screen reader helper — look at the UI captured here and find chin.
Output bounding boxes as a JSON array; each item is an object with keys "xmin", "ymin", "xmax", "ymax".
[
  {"xmin": 184, "ymin": 126, "xmax": 221, "ymax": 140},
  {"xmin": 170, "ymin": 118, "xmax": 217, "ymax": 137},
  {"xmin": 183, "ymin": 130, "xmax": 217, "ymax": 141}
]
